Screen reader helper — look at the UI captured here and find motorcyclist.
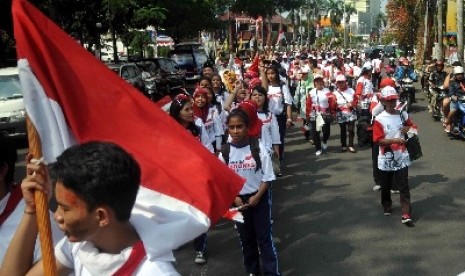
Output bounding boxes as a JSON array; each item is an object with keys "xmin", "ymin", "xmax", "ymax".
[
  {"xmin": 394, "ymin": 59, "xmax": 417, "ymax": 82},
  {"xmin": 394, "ymin": 59, "xmax": 418, "ymax": 103},
  {"xmin": 428, "ymin": 60, "xmax": 448, "ymax": 116},
  {"xmin": 444, "ymin": 66, "xmax": 465, "ymax": 133}
]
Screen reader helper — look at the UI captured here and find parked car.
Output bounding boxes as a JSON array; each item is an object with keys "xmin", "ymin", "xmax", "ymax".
[
  {"xmin": 132, "ymin": 58, "xmax": 186, "ymax": 96},
  {"xmin": 384, "ymin": 44, "xmax": 398, "ymax": 58},
  {"xmin": 107, "ymin": 62, "xmax": 148, "ymax": 97},
  {"xmin": 0, "ymin": 67, "xmax": 27, "ymax": 142},
  {"xmin": 169, "ymin": 43, "xmax": 210, "ymax": 81}
]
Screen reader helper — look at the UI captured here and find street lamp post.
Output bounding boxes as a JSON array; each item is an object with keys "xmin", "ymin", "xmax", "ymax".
[{"xmin": 96, "ymin": 22, "xmax": 102, "ymax": 60}]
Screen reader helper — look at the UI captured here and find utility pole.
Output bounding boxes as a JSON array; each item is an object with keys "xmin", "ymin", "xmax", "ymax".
[
  {"xmin": 437, "ymin": 0, "xmax": 444, "ymax": 60},
  {"xmin": 458, "ymin": 0, "xmax": 464, "ymax": 64}
]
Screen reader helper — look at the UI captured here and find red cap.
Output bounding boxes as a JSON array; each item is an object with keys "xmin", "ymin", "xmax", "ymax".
[{"xmin": 379, "ymin": 77, "xmax": 396, "ymax": 89}]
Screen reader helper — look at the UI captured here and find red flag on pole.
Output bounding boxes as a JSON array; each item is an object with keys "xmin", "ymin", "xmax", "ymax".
[{"xmin": 12, "ymin": 0, "xmax": 244, "ymax": 260}]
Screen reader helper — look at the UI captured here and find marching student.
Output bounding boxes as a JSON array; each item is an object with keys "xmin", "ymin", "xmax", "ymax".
[
  {"xmin": 220, "ymin": 106, "xmax": 281, "ymax": 276},
  {"xmin": 169, "ymin": 92, "xmax": 212, "ymax": 264},
  {"xmin": 372, "ymin": 86, "xmax": 417, "ymax": 227},
  {"xmin": 305, "ymin": 74, "xmax": 337, "ymax": 156},
  {"xmin": 334, "ymin": 75, "xmax": 357, "ymax": 153}
]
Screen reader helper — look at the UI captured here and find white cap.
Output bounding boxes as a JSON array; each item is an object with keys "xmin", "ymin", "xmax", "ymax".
[
  {"xmin": 313, "ymin": 74, "xmax": 324, "ymax": 80},
  {"xmin": 380, "ymin": 86, "xmax": 399, "ymax": 100},
  {"xmin": 335, "ymin": 75, "xmax": 346, "ymax": 82}
]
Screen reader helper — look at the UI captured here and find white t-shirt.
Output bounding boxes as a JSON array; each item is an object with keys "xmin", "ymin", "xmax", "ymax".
[
  {"xmin": 373, "ymin": 111, "xmax": 411, "ymax": 171},
  {"xmin": 194, "ymin": 117, "xmax": 214, "ymax": 153},
  {"xmin": 0, "ymin": 191, "xmax": 63, "ymax": 264},
  {"xmin": 257, "ymin": 111, "xmax": 281, "ymax": 153},
  {"xmin": 55, "ymin": 238, "xmax": 180, "ymax": 276},
  {"xmin": 219, "ymin": 142, "xmax": 275, "ymax": 195},
  {"xmin": 267, "ymin": 83, "xmax": 293, "ymax": 115},
  {"xmin": 308, "ymin": 87, "xmax": 332, "ymax": 113},
  {"xmin": 356, "ymin": 76, "xmax": 374, "ymax": 96}
]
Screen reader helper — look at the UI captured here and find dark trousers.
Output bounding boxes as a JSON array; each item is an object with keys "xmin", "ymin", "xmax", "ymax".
[
  {"xmin": 236, "ymin": 191, "xmax": 280, "ymax": 276},
  {"xmin": 276, "ymin": 113, "xmax": 287, "ymax": 161},
  {"xmin": 372, "ymin": 142, "xmax": 380, "ymax": 185},
  {"xmin": 379, "ymin": 167, "xmax": 411, "ymax": 215},
  {"xmin": 194, "ymin": 233, "xmax": 207, "ymax": 252},
  {"xmin": 372, "ymin": 72, "xmax": 381, "ymax": 89},
  {"xmin": 339, "ymin": 121, "xmax": 355, "ymax": 147},
  {"xmin": 309, "ymin": 120, "xmax": 330, "ymax": 150}
]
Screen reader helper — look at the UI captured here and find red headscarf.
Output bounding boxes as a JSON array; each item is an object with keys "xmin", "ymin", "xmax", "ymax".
[
  {"xmin": 192, "ymin": 87, "xmax": 209, "ymax": 122},
  {"xmin": 238, "ymin": 100, "xmax": 263, "ymax": 139}
]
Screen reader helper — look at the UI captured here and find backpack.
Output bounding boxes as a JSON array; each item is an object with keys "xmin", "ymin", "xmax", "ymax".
[
  {"xmin": 356, "ymin": 115, "xmax": 373, "ymax": 146},
  {"xmin": 221, "ymin": 138, "xmax": 262, "ymax": 172}
]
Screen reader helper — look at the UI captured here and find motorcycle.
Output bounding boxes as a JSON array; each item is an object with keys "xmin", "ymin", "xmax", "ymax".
[
  {"xmin": 449, "ymin": 95, "xmax": 465, "ymax": 139},
  {"xmin": 430, "ymin": 85, "xmax": 448, "ymax": 120},
  {"xmin": 398, "ymin": 77, "xmax": 415, "ymax": 112}
]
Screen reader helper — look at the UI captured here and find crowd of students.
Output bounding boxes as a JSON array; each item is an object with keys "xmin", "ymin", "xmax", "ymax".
[{"xmin": 0, "ymin": 47, "xmax": 422, "ymax": 276}]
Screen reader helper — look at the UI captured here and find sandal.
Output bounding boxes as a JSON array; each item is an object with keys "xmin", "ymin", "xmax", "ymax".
[{"xmin": 348, "ymin": 147, "xmax": 357, "ymax": 153}]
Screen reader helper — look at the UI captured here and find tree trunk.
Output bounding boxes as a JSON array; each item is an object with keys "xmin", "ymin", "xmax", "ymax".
[
  {"xmin": 437, "ymin": 0, "xmax": 444, "ymax": 60},
  {"xmin": 458, "ymin": 0, "xmax": 464, "ymax": 64}
]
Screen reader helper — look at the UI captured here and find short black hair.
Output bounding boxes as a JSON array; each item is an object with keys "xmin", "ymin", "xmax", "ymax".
[
  {"xmin": 49, "ymin": 141, "xmax": 141, "ymax": 221},
  {"xmin": 0, "ymin": 136, "xmax": 17, "ymax": 186}
]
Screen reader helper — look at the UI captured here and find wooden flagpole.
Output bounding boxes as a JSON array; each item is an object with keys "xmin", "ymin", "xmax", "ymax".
[{"xmin": 26, "ymin": 116, "xmax": 58, "ymax": 276}]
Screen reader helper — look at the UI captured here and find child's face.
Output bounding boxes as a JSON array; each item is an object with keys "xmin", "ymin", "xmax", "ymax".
[
  {"xmin": 206, "ymin": 89, "xmax": 214, "ymax": 104},
  {"xmin": 199, "ymin": 79, "xmax": 211, "ymax": 89},
  {"xmin": 236, "ymin": 86, "xmax": 248, "ymax": 101},
  {"xmin": 212, "ymin": 76, "xmax": 222, "ymax": 88},
  {"xmin": 180, "ymin": 102, "xmax": 194, "ymax": 123},
  {"xmin": 228, "ymin": 116, "xmax": 249, "ymax": 144},
  {"xmin": 266, "ymin": 69, "xmax": 277, "ymax": 82},
  {"xmin": 194, "ymin": 95, "xmax": 207, "ymax": 108},
  {"xmin": 251, "ymin": 90, "xmax": 265, "ymax": 108}
]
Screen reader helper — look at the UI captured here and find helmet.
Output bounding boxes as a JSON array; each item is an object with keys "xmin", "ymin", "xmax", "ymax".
[{"xmin": 453, "ymin": 66, "xmax": 464, "ymax": 74}]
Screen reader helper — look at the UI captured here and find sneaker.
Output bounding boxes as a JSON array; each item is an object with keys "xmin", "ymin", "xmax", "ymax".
[
  {"xmin": 401, "ymin": 214, "xmax": 414, "ymax": 226},
  {"xmin": 383, "ymin": 207, "xmax": 392, "ymax": 216},
  {"xmin": 322, "ymin": 143, "xmax": 328, "ymax": 151},
  {"xmin": 341, "ymin": 146, "xmax": 347, "ymax": 152},
  {"xmin": 194, "ymin": 251, "xmax": 207, "ymax": 265},
  {"xmin": 391, "ymin": 190, "xmax": 400, "ymax": 194},
  {"xmin": 315, "ymin": 150, "xmax": 322, "ymax": 156},
  {"xmin": 372, "ymin": 185, "xmax": 381, "ymax": 191}
]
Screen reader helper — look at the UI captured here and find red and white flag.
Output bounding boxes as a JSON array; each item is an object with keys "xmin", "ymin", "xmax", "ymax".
[
  {"xmin": 12, "ymin": 0, "xmax": 244, "ymax": 261},
  {"xmin": 275, "ymin": 29, "xmax": 285, "ymax": 46}
]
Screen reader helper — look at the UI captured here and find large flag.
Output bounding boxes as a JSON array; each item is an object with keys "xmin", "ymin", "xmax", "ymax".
[
  {"xmin": 12, "ymin": 0, "xmax": 244, "ymax": 261},
  {"xmin": 275, "ymin": 29, "xmax": 285, "ymax": 46}
]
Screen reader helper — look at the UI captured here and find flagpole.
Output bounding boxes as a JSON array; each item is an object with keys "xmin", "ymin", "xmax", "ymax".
[{"xmin": 26, "ymin": 116, "xmax": 58, "ymax": 276}]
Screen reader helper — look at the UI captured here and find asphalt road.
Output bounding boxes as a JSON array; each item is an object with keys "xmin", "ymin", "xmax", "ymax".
[
  {"xmin": 12, "ymin": 84, "xmax": 465, "ymax": 276},
  {"xmin": 173, "ymin": 87, "xmax": 465, "ymax": 276}
]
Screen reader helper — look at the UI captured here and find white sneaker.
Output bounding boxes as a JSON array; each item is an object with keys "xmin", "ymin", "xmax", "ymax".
[
  {"xmin": 322, "ymin": 143, "xmax": 328, "ymax": 151},
  {"xmin": 391, "ymin": 190, "xmax": 400, "ymax": 194},
  {"xmin": 315, "ymin": 150, "xmax": 322, "ymax": 156},
  {"xmin": 372, "ymin": 185, "xmax": 381, "ymax": 191}
]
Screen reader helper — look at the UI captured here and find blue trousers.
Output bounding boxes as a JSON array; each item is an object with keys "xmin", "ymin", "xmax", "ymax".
[{"xmin": 235, "ymin": 191, "xmax": 281, "ymax": 276}]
